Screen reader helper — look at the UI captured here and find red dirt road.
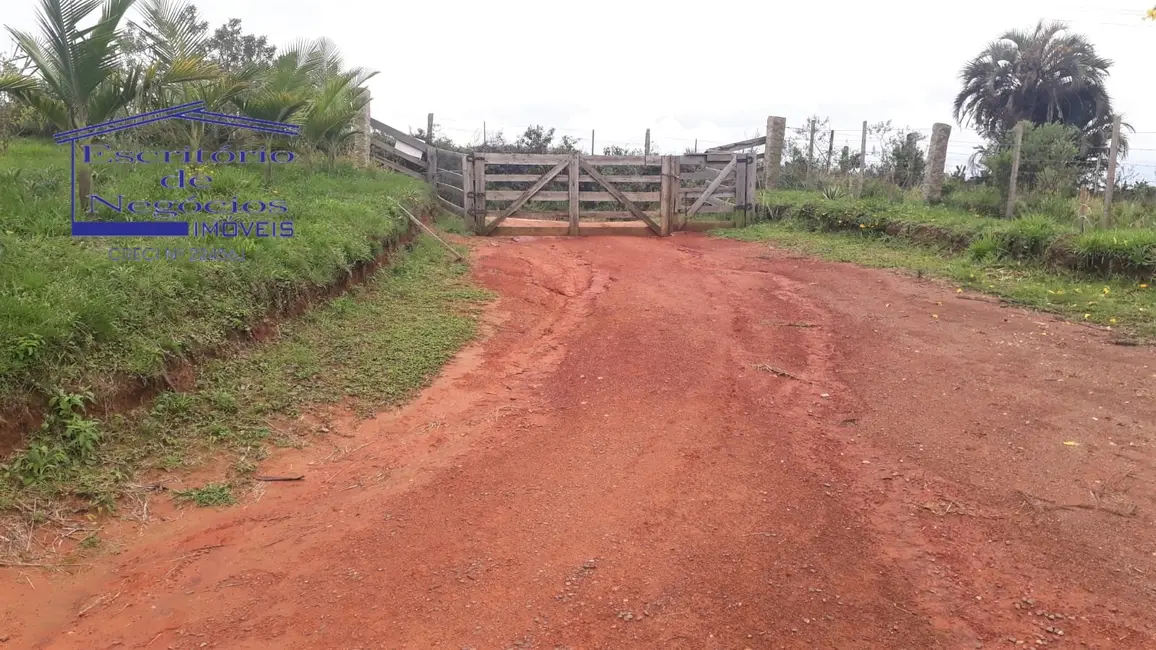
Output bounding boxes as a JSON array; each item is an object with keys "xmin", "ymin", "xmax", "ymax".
[{"xmin": 3, "ymin": 234, "xmax": 1155, "ymax": 649}]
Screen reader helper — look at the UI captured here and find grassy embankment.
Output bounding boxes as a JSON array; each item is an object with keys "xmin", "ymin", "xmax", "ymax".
[
  {"xmin": 721, "ymin": 190, "xmax": 1155, "ymax": 339},
  {"xmin": 0, "ymin": 138, "xmax": 490, "ymax": 522}
]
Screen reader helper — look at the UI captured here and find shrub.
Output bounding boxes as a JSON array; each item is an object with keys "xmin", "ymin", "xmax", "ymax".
[
  {"xmin": 995, "ymin": 215, "xmax": 1064, "ymax": 259},
  {"xmin": 942, "ymin": 185, "xmax": 1003, "ymax": 218}
]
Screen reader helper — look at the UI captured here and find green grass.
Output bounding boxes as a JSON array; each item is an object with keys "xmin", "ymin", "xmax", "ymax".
[
  {"xmin": 0, "ymin": 137, "xmax": 429, "ymax": 406},
  {"xmin": 757, "ymin": 190, "xmax": 1156, "ymax": 279},
  {"xmin": 173, "ymin": 482, "xmax": 235, "ymax": 507},
  {"xmin": 721, "ymin": 220, "xmax": 1156, "ymax": 339},
  {"xmin": 0, "ymin": 234, "xmax": 491, "ymax": 513}
]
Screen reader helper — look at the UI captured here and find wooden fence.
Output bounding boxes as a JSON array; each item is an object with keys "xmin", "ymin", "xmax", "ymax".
[{"xmin": 367, "ymin": 117, "xmax": 757, "ymax": 236}]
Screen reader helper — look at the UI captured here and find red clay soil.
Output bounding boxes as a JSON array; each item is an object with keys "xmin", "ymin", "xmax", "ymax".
[{"xmin": 2, "ymin": 233, "xmax": 1155, "ymax": 649}]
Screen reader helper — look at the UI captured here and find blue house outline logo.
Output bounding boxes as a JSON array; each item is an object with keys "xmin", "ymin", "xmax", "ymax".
[{"xmin": 55, "ymin": 100, "xmax": 300, "ymax": 237}]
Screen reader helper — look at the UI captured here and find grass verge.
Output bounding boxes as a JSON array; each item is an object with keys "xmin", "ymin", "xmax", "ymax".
[
  {"xmin": 758, "ymin": 191, "xmax": 1156, "ymax": 279},
  {"xmin": 720, "ymin": 220, "xmax": 1156, "ymax": 340},
  {"xmin": 0, "ymin": 138, "xmax": 429, "ymax": 414},
  {"xmin": 0, "ymin": 233, "xmax": 491, "ymax": 538}
]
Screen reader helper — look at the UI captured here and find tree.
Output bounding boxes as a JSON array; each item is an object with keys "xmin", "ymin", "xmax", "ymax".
[
  {"xmin": 205, "ymin": 18, "xmax": 276, "ymax": 72},
  {"xmin": 296, "ymin": 38, "xmax": 377, "ymax": 165},
  {"xmin": 0, "ymin": 0, "xmax": 140, "ymax": 204},
  {"xmin": 129, "ymin": 0, "xmax": 222, "ymax": 146},
  {"xmin": 980, "ymin": 122, "xmax": 1081, "ymax": 203},
  {"xmin": 952, "ymin": 21, "xmax": 1129, "ymax": 157},
  {"xmin": 232, "ymin": 40, "xmax": 321, "ymax": 181}
]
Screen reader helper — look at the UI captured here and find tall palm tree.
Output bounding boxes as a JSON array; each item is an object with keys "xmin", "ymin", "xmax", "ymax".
[
  {"xmin": 952, "ymin": 20, "xmax": 1129, "ymax": 158},
  {"xmin": 0, "ymin": 0, "xmax": 139, "ymax": 203}
]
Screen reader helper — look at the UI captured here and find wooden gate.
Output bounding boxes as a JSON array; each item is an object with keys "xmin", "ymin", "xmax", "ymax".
[
  {"xmin": 463, "ymin": 152, "xmax": 756, "ymax": 236},
  {"xmin": 676, "ymin": 153, "xmax": 758, "ymax": 232}
]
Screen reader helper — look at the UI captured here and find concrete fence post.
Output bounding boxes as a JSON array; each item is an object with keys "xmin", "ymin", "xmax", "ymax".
[
  {"xmin": 356, "ymin": 92, "xmax": 372, "ymax": 168},
  {"xmin": 764, "ymin": 116, "xmax": 786, "ymax": 190},
  {"xmin": 922, "ymin": 122, "xmax": 951, "ymax": 203},
  {"xmin": 1006, "ymin": 122, "xmax": 1024, "ymax": 219}
]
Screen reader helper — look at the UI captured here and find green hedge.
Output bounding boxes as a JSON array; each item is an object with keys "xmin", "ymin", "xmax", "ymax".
[{"xmin": 757, "ymin": 191, "xmax": 1156, "ymax": 280}]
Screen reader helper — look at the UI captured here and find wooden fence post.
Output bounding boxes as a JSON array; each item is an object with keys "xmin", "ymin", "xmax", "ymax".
[
  {"xmin": 472, "ymin": 155, "xmax": 487, "ymax": 234},
  {"xmin": 568, "ymin": 153, "xmax": 580, "ymax": 236},
  {"xmin": 746, "ymin": 152, "xmax": 757, "ymax": 224},
  {"xmin": 856, "ymin": 120, "xmax": 867, "ymax": 198},
  {"xmin": 805, "ymin": 118, "xmax": 817, "ymax": 183},
  {"xmin": 734, "ymin": 154, "xmax": 748, "ymax": 229},
  {"xmin": 1103, "ymin": 114, "xmax": 1121, "ymax": 228},
  {"xmin": 1005, "ymin": 122, "xmax": 1024, "ymax": 218},
  {"xmin": 461, "ymin": 152, "xmax": 474, "ymax": 232},
  {"xmin": 825, "ymin": 130, "xmax": 835, "ymax": 173},
  {"xmin": 659, "ymin": 155, "xmax": 672, "ymax": 236},
  {"xmin": 765, "ymin": 116, "xmax": 786, "ymax": 190}
]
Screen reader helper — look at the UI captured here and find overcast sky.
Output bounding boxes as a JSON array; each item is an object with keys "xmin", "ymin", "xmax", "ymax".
[{"xmin": 4, "ymin": 0, "xmax": 1155, "ymax": 179}]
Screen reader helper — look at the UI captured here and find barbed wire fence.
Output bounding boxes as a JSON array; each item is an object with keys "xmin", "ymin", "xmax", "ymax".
[{"xmin": 387, "ymin": 111, "xmax": 1155, "ymax": 230}]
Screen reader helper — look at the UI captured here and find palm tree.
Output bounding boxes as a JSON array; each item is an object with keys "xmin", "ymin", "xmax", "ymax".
[
  {"xmin": 0, "ymin": 0, "xmax": 139, "ymax": 203},
  {"xmin": 130, "ymin": 0, "xmax": 250, "ymax": 149},
  {"xmin": 952, "ymin": 20, "xmax": 1129, "ymax": 159},
  {"xmin": 232, "ymin": 41, "xmax": 322, "ymax": 182},
  {"xmin": 296, "ymin": 39, "xmax": 377, "ymax": 166}
]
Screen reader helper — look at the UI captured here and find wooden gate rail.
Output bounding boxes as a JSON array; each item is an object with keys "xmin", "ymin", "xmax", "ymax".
[{"xmin": 462, "ymin": 152, "xmax": 756, "ymax": 236}]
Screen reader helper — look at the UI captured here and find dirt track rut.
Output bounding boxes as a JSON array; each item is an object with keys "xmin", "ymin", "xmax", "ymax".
[{"xmin": 3, "ymin": 233, "xmax": 1155, "ymax": 649}]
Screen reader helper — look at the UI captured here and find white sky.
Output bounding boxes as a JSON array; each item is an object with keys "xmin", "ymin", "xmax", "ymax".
[{"xmin": 4, "ymin": 0, "xmax": 1155, "ymax": 179}]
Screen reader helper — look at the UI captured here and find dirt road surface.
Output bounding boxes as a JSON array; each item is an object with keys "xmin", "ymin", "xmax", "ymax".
[{"xmin": 3, "ymin": 234, "xmax": 1155, "ymax": 649}]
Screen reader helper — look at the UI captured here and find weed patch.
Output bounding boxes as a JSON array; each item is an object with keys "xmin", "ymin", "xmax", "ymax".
[{"xmin": 174, "ymin": 483, "xmax": 235, "ymax": 507}]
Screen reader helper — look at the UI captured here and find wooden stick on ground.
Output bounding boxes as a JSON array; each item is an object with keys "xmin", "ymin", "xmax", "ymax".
[{"xmin": 389, "ymin": 198, "xmax": 464, "ymax": 262}]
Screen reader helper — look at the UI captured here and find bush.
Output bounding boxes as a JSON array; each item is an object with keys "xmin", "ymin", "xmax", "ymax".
[{"xmin": 1071, "ymin": 230, "xmax": 1156, "ymax": 276}]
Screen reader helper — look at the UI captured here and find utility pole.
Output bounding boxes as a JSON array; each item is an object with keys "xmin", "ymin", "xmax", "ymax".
[
  {"xmin": 644, "ymin": 129, "xmax": 651, "ymax": 157},
  {"xmin": 591, "ymin": 129, "xmax": 595, "ymax": 156}
]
